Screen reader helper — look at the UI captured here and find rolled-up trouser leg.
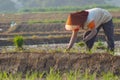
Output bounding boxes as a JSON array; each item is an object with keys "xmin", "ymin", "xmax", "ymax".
[{"xmin": 102, "ymin": 19, "xmax": 114, "ymax": 51}]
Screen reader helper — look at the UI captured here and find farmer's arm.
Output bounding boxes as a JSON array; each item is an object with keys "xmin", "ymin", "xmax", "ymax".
[
  {"xmin": 83, "ymin": 28, "xmax": 97, "ymax": 42},
  {"xmin": 83, "ymin": 20, "xmax": 97, "ymax": 42},
  {"xmin": 66, "ymin": 30, "xmax": 78, "ymax": 50}
]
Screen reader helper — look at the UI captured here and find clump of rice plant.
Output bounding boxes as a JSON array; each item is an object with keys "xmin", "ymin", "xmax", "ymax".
[
  {"xmin": 95, "ymin": 40, "xmax": 106, "ymax": 50},
  {"xmin": 25, "ymin": 72, "xmax": 38, "ymax": 80},
  {"xmin": 76, "ymin": 41, "xmax": 85, "ymax": 47},
  {"xmin": 46, "ymin": 68, "xmax": 62, "ymax": 80},
  {"xmin": 13, "ymin": 36, "xmax": 24, "ymax": 50},
  {"xmin": 65, "ymin": 71, "xmax": 79, "ymax": 80},
  {"xmin": 0, "ymin": 70, "xmax": 119, "ymax": 80},
  {"xmin": 102, "ymin": 72, "xmax": 119, "ymax": 80}
]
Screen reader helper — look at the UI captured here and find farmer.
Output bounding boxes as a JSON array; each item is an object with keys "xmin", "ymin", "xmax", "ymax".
[{"xmin": 65, "ymin": 8, "xmax": 114, "ymax": 52}]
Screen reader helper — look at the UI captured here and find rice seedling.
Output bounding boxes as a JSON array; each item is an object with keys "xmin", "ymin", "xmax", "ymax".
[
  {"xmin": 25, "ymin": 72, "xmax": 38, "ymax": 80},
  {"xmin": 76, "ymin": 41, "xmax": 85, "ymax": 47},
  {"xmin": 66, "ymin": 71, "xmax": 79, "ymax": 80},
  {"xmin": 0, "ymin": 70, "xmax": 119, "ymax": 80},
  {"xmin": 13, "ymin": 36, "xmax": 24, "ymax": 50},
  {"xmin": 46, "ymin": 69, "xmax": 62, "ymax": 80},
  {"xmin": 94, "ymin": 40, "xmax": 106, "ymax": 50}
]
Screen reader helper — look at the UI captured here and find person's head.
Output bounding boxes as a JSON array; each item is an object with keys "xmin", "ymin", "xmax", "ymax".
[{"xmin": 65, "ymin": 11, "xmax": 88, "ymax": 31}]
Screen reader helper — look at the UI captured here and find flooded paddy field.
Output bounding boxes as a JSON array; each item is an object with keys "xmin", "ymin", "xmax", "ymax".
[
  {"xmin": 0, "ymin": 41, "xmax": 120, "ymax": 55},
  {"xmin": 0, "ymin": 11, "xmax": 120, "ymax": 79}
]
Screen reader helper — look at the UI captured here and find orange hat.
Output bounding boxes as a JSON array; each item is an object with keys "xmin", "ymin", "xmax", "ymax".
[{"xmin": 65, "ymin": 11, "xmax": 88, "ymax": 30}]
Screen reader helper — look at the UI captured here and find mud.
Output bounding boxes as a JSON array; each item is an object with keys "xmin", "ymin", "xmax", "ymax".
[{"xmin": 0, "ymin": 52, "xmax": 120, "ymax": 75}]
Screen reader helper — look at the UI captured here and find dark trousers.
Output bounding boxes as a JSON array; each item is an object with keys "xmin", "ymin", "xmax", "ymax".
[{"xmin": 85, "ymin": 19, "xmax": 114, "ymax": 51}]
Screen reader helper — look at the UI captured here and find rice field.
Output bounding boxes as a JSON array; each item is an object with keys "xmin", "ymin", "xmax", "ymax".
[{"xmin": 0, "ymin": 11, "xmax": 120, "ymax": 80}]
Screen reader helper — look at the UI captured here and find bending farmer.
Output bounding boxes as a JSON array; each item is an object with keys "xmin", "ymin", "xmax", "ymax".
[{"xmin": 65, "ymin": 8, "xmax": 114, "ymax": 52}]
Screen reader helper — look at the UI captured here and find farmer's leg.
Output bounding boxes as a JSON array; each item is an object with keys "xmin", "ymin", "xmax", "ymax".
[
  {"xmin": 85, "ymin": 35, "xmax": 96, "ymax": 51},
  {"xmin": 102, "ymin": 19, "xmax": 114, "ymax": 51},
  {"xmin": 85, "ymin": 26, "xmax": 101, "ymax": 51}
]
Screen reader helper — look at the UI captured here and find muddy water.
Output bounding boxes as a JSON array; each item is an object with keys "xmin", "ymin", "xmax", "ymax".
[{"xmin": 0, "ymin": 41, "xmax": 120, "ymax": 55}]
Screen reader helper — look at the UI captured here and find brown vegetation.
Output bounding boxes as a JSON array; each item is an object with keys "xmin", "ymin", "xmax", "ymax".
[{"xmin": 0, "ymin": 52, "xmax": 120, "ymax": 75}]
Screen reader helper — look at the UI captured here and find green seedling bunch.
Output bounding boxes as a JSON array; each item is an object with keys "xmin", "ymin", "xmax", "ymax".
[
  {"xmin": 95, "ymin": 40, "xmax": 106, "ymax": 50},
  {"xmin": 14, "ymin": 36, "xmax": 24, "ymax": 50},
  {"xmin": 76, "ymin": 41, "xmax": 85, "ymax": 47}
]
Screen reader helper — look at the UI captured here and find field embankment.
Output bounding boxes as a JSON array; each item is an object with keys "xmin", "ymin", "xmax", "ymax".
[{"xmin": 0, "ymin": 52, "xmax": 120, "ymax": 75}]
